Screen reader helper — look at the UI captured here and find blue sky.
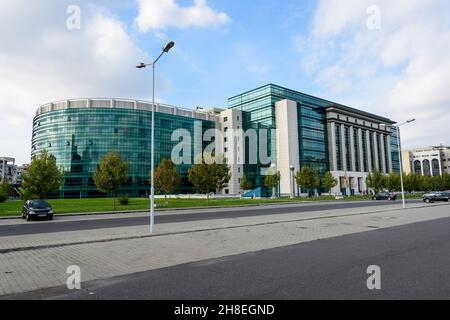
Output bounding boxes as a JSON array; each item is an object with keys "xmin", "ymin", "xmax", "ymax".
[
  {"xmin": 1, "ymin": 0, "xmax": 450, "ymax": 164},
  {"xmin": 128, "ymin": 0, "xmax": 319, "ymax": 107}
]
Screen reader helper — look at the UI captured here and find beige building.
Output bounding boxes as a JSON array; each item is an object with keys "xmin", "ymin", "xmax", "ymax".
[{"xmin": 402, "ymin": 146, "xmax": 450, "ymax": 176}]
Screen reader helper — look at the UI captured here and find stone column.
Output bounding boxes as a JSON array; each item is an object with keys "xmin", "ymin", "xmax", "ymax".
[
  {"xmin": 380, "ymin": 134, "xmax": 387, "ymax": 174},
  {"xmin": 349, "ymin": 126, "xmax": 356, "ymax": 172},
  {"xmin": 386, "ymin": 135, "xmax": 393, "ymax": 173},
  {"xmin": 366, "ymin": 131, "xmax": 373, "ymax": 172},
  {"xmin": 373, "ymin": 133, "xmax": 380, "ymax": 171},
  {"xmin": 328, "ymin": 122, "xmax": 337, "ymax": 171},
  {"xmin": 358, "ymin": 128, "xmax": 365, "ymax": 172},
  {"xmin": 340, "ymin": 125, "xmax": 347, "ymax": 171}
]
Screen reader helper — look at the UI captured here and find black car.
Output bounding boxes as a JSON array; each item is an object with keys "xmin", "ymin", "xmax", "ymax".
[
  {"xmin": 373, "ymin": 192, "xmax": 397, "ymax": 201},
  {"xmin": 423, "ymin": 192, "xmax": 450, "ymax": 203},
  {"xmin": 22, "ymin": 200, "xmax": 54, "ymax": 221}
]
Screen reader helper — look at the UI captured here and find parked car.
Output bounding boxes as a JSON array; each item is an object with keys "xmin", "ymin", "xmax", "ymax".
[
  {"xmin": 21, "ymin": 200, "xmax": 54, "ymax": 221},
  {"xmin": 373, "ymin": 192, "xmax": 397, "ymax": 201},
  {"xmin": 423, "ymin": 192, "xmax": 450, "ymax": 203}
]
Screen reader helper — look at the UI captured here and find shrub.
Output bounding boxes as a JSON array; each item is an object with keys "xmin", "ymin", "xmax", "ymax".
[
  {"xmin": 0, "ymin": 191, "xmax": 7, "ymax": 203},
  {"xmin": 118, "ymin": 195, "xmax": 129, "ymax": 206}
]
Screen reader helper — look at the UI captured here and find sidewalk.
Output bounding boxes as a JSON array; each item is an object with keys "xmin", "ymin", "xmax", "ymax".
[
  {"xmin": 0, "ymin": 202, "xmax": 449, "ymax": 297},
  {"xmin": 0, "ymin": 201, "xmax": 434, "ymax": 252}
]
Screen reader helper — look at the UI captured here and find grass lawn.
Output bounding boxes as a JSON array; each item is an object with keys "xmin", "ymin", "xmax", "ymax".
[{"xmin": 0, "ymin": 193, "xmax": 424, "ymax": 218}]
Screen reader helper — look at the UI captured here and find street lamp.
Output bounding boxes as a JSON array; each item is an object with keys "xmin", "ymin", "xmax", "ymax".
[
  {"xmin": 381, "ymin": 118, "xmax": 416, "ymax": 209},
  {"xmin": 290, "ymin": 165, "xmax": 296, "ymax": 198},
  {"xmin": 136, "ymin": 41, "xmax": 175, "ymax": 233}
]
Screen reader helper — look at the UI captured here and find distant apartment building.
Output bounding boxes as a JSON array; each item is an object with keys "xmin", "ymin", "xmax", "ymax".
[
  {"xmin": 0, "ymin": 157, "xmax": 27, "ymax": 185},
  {"xmin": 402, "ymin": 146, "xmax": 450, "ymax": 176}
]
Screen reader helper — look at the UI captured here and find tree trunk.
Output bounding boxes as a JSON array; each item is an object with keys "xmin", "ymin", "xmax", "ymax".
[
  {"xmin": 207, "ymin": 193, "xmax": 210, "ymax": 206},
  {"xmin": 113, "ymin": 192, "xmax": 116, "ymax": 211},
  {"xmin": 165, "ymin": 194, "xmax": 168, "ymax": 208}
]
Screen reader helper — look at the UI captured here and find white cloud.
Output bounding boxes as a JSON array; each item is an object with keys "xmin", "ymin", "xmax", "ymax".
[
  {"xmin": 0, "ymin": 1, "xmax": 153, "ymax": 164},
  {"xmin": 301, "ymin": 0, "xmax": 450, "ymax": 149},
  {"xmin": 316, "ymin": 65, "xmax": 352, "ymax": 93},
  {"xmin": 135, "ymin": 0, "xmax": 230, "ymax": 32}
]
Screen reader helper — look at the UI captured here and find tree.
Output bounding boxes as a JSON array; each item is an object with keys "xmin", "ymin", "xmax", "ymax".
[
  {"xmin": 321, "ymin": 171, "xmax": 338, "ymax": 194},
  {"xmin": 419, "ymin": 175, "xmax": 432, "ymax": 192},
  {"xmin": 93, "ymin": 151, "xmax": 129, "ymax": 210},
  {"xmin": 442, "ymin": 172, "xmax": 450, "ymax": 190},
  {"xmin": 264, "ymin": 170, "xmax": 281, "ymax": 199},
  {"xmin": 240, "ymin": 175, "xmax": 253, "ymax": 191},
  {"xmin": 0, "ymin": 181, "xmax": 12, "ymax": 203},
  {"xmin": 295, "ymin": 166, "xmax": 320, "ymax": 197},
  {"xmin": 155, "ymin": 159, "xmax": 181, "ymax": 208},
  {"xmin": 385, "ymin": 173, "xmax": 401, "ymax": 192},
  {"xmin": 188, "ymin": 154, "xmax": 231, "ymax": 205},
  {"xmin": 404, "ymin": 173, "xmax": 422, "ymax": 192},
  {"xmin": 366, "ymin": 170, "xmax": 386, "ymax": 194},
  {"xmin": 19, "ymin": 150, "xmax": 62, "ymax": 200}
]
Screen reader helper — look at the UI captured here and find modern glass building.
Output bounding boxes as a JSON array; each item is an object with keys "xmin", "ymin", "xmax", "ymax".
[
  {"xmin": 32, "ymin": 84, "xmax": 399, "ymax": 198},
  {"xmin": 227, "ymin": 84, "xmax": 398, "ymax": 196},
  {"xmin": 32, "ymin": 99, "xmax": 216, "ymax": 198}
]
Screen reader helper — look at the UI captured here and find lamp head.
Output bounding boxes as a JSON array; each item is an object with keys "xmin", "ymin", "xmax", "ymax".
[
  {"xmin": 407, "ymin": 118, "xmax": 416, "ymax": 123},
  {"xmin": 136, "ymin": 63, "xmax": 146, "ymax": 69},
  {"xmin": 163, "ymin": 41, "xmax": 175, "ymax": 53}
]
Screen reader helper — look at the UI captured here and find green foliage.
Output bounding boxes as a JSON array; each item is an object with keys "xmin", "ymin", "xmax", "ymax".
[
  {"xmin": 264, "ymin": 171, "xmax": 281, "ymax": 199},
  {"xmin": 402, "ymin": 173, "xmax": 450, "ymax": 192},
  {"xmin": 240, "ymin": 175, "xmax": 253, "ymax": 191},
  {"xmin": 93, "ymin": 151, "xmax": 129, "ymax": 209},
  {"xmin": 0, "ymin": 181, "xmax": 13, "ymax": 196},
  {"xmin": 155, "ymin": 159, "xmax": 181, "ymax": 208},
  {"xmin": 321, "ymin": 172, "xmax": 338, "ymax": 193},
  {"xmin": 155, "ymin": 159, "xmax": 181, "ymax": 196},
  {"xmin": 295, "ymin": 166, "xmax": 320, "ymax": 196},
  {"xmin": 19, "ymin": 150, "xmax": 62, "ymax": 200},
  {"xmin": 188, "ymin": 154, "xmax": 231, "ymax": 204},
  {"xmin": 385, "ymin": 173, "xmax": 401, "ymax": 192},
  {"xmin": 118, "ymin": 195, "xmax": 129, "ymax": 206},
  {"xmin": 0, "ymin": 181, "xmax": 13, "ymax": 203},
  {"xmin": 366, "ymin": 170, "xmax": 386, "ymax": 194}
]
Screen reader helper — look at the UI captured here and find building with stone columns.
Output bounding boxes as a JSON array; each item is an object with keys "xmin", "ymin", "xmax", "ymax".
[{"xmin": 227, "ymin": 84, "xmax": 399, "ymax": 196}]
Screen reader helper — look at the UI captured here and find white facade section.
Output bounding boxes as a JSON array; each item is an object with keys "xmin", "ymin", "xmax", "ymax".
[
  {"xmin": 275, "ymin": 100, "xmax": 300, "ymax": 196},
  {"xmin": 36, "ymin": 99, "xmax": 221, "ymax": 122},
  {"xmin": 403, "ymin": 146, "xmax": 450, "ymax": 176},
  {"xmin": 219, "ymin": 109, "xmax": 243, "ymax": 195}
]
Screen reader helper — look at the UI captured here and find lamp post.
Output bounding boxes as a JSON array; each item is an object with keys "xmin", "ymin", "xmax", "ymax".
[
  {"xmin": 136, "ymin": 41, "xmax": 175, "ymax": 233},
  {"xmin": 290, "ymin": 165, "xmax": 295, "ymax": 198},
  {"xmin": 381, "ymin": 118, "xmax": 416, "ymax": 209}
]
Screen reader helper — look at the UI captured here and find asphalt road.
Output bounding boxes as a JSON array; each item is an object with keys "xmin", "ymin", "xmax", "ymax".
[
  {"xmin": 11, "ymin": 214, "xmax": 450, "ymax": 300},
  {"xmin": 0, "ymin": 200, "xmax": 422, "ymax": 237}
]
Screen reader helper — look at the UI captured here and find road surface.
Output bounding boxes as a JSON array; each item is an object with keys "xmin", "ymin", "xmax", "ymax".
[{"xmin": 6, "ymin": 206, "xmax": 450, "ymax": 300}]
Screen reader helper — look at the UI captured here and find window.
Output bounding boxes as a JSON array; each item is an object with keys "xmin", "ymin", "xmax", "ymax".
[{"xmin": 223, "ymin": 117, "xmax": 228, "ymax": 122}]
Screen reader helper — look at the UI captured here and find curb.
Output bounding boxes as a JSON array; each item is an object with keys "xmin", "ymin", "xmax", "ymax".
[{"xmin": 0, "ymin": 202, "xmax": 444, "ymax": 255}]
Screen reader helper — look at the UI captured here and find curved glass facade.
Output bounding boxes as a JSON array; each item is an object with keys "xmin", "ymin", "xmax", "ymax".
[{"xmin": 32, "ymin": 102, "xmax": 215, "ymax": 198}]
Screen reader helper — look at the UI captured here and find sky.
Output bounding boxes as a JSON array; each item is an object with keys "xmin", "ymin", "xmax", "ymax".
[{"xmin": 1, "ymin": 0, "xmax": 449, "ymax": 165}]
